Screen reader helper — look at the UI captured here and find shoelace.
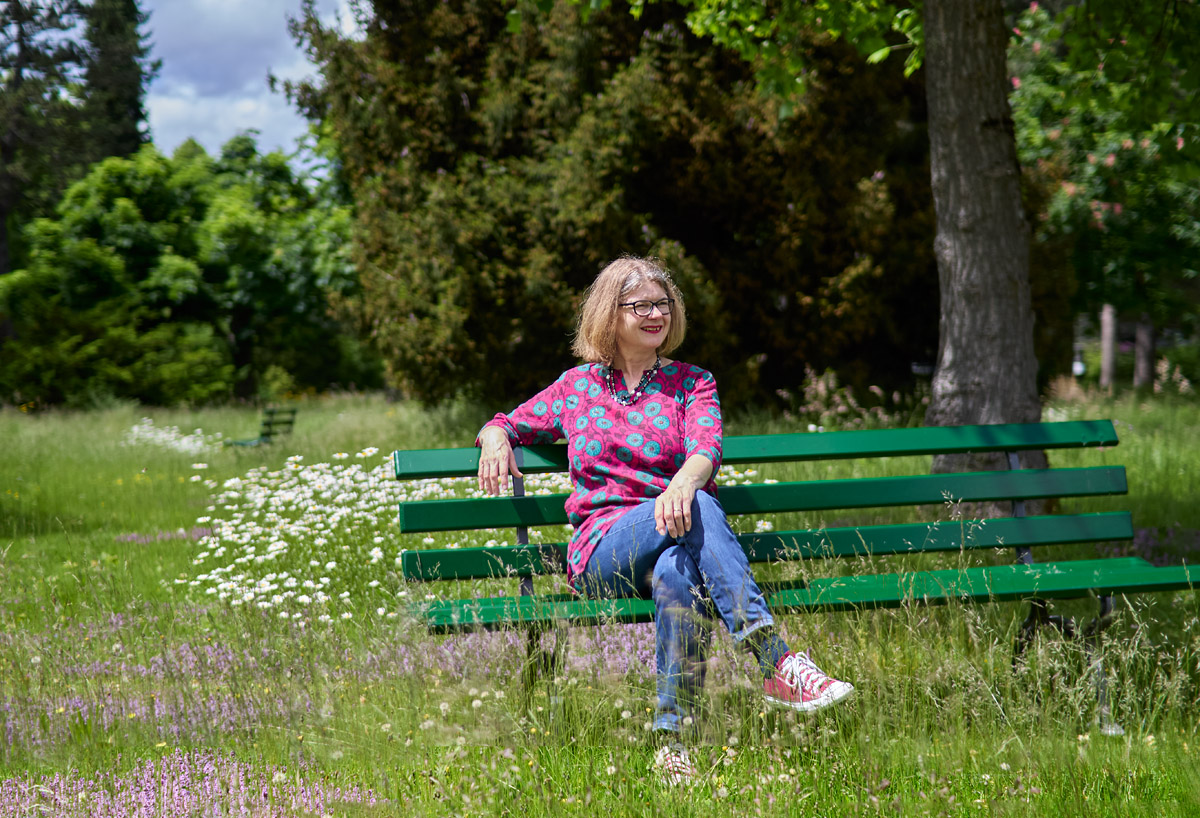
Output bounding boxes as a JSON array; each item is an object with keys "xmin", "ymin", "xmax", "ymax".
[
  {"xmin": 781, "ymin": 651, "xmax": 832, "ymax": 694},
  {"xmin": 656, "ymin": 746, "xmax": 696, "ymax": 784}
]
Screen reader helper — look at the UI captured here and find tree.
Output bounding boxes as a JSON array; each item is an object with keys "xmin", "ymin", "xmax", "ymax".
[
  {"xmin": 0, "ymin": 147, "xmax": 235, "ymax": 406},
  {"xmin": 285, "ymin": 0, "xmax": 936, "ymax": 406},
  {"xmin": 0, "ymin": 136, "xmax": 379, "ymax": 407},
  {"xmin": 0, "ymin": 0, "xmax": 85, "ymax": 276},
  {"xmin": 82, "ymin": 0, "xmax": 160, "ymax": 161},
  {"xmin": 1010, "ymin": 3, "xmax": 1200, "ymax": 390},
  {"xmin": 631, "ymin": 0, "xmax": 1197, "ymax": 471},
  {"xmin": 624, "ymin": 0, "xmax": 1036, "ymax": 475},
  {"xmin": 920, "ymin": 0, "xmax": 1041, "ymax": 460},
  {"xmin": 202, "ymin": 133, "xmax": 369, "ymax": 398}
]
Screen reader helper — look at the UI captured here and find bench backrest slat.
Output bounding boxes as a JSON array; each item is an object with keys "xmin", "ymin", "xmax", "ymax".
[
  {"xmin": 397, "ymin": 466, "xmax": 1127, "ymax": 533},
  {"xmin": 393, "ymin": 420, "xmax": 1118, "ymax": 480},
  {"xmin": 260, "ymin": 407, "xmax": 297, "ymax": 438},
  {"xmin": 740, "ymin": 510, "xmax": 1132, "ymax": 561},
  {"xmin": 400, "ymin": 511, "xmax": 1133, "ymax": 580},
  {"xmin": 709, "ymin": 420, "xmax": 1117, "ymax": 464}
]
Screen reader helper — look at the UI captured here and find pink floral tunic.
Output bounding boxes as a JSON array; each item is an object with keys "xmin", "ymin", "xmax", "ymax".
[{"xmin": 480, "ymin": 361, "xmax": 724, "ymax": 583}]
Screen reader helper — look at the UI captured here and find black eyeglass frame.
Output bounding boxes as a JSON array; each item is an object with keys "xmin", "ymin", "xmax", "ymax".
[{"xmin": 618, "ymin": 298, "xmax": 676, "ymax": 317}]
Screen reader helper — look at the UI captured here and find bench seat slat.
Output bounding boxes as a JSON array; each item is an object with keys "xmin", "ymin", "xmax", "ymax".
[
  {"xmin": 393, "ymin": 420, "xmax": 1119, "ymax": 479},
  {"xmin": 398, "ymin": 467, "xmax": 1127, "ymax": 533},
  {"xmin": 768, "ymin": 558, "xmax": 1196, "ymax": 612},
  {"xmin": 401, "ymin": 512, "xmax": 1134, "ymax": 580},
  {"xmin": 417, "ymin": 558, "xmax": 1195, "ymax": 632}
]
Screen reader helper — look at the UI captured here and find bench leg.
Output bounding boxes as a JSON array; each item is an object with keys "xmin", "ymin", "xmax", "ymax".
[
  {"xmin": 522, "ymin": 626, "xmax": 543, "ymax": 694},
  {"xmin": 520, "ymin": 624, "xmax": 569, "ymax": 692},
  {"xmin": 1012, "ymin": 598, "xmax": 1075, "ymax": 662},
  {"xmin": 548, "ymin": 622, "xmax": 569, "ymax": 680},
  {"xmin": 1083, "ymin": 595, "xmax": 1123, "ymax": 737},
  {"xmin": 519, "ymin": 626, "xmax": 541, "ymax": 718},
  {"xmin": 520, "ymin": 618, "xmax": 566, "ymax": 676},
  {"xmin": 1013, "ymin": 597, "xmax": 1123, "ymax": 737}
]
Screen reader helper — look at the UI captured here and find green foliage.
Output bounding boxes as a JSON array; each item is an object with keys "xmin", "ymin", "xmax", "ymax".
[
  {"xmin": 0, "ymin": 137, "xmax": 381, "ymax": 407},
  {"xmin": 0, "ymin": 206, "xmax": 235, "ymax": 407},
  {"xmin": 287, "ymin": 0, "xmax": 936, "ymax": 407},
  {"xmin": 1055, "ymin": 0, "xmax": 1200, "ymax": 131},
  {"xmin": 1010, "ymin": 3, "xmax": 1200, "ymax": 333},
  {"xmin": 633, "ymin": 0, "xmax": 923, "ymax": 114}
]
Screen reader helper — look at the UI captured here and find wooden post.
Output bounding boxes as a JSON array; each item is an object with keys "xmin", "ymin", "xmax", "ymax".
[
  {"xmin": 1133, "ymin": 315, "xmax": 1154, "ymax": 389},
  {"xmin": 1099, "ymin": 304, "xmax": 1116, "ymax": 392}
]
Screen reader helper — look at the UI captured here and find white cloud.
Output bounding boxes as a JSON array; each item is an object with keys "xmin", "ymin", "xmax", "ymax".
[
  {"xmin": 148, "ymin": 85, "xmax": 308, "ymax": 158},
  {"xmin": 143, "ymin": 0, "xmax": 353, "ymax": 157}
]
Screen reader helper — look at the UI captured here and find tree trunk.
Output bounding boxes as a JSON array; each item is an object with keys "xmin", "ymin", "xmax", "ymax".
[
  {"xmin": 923, "ymin": 0, "xmax": 1047, "ymax": 512},
  {"xmin": 0, "ymin": 210, "xmax": 10, "ymax": 276},
  {"xmin": 1099, "ymin": 303, "xmax": 1116, "ymax": 392},
  {"xmin": 1133, "ymin": 314, "xmax": 1154, "ymax": 389}
]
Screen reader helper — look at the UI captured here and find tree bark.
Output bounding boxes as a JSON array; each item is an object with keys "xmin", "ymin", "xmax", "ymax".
[
  {"xmin": 923, "ymin": 0, "xmax": 1047, "ymax": 509},
  {"xmin": 1133, "ymin": 314, "xmax": 1154, "ymax": 389},
  {"xmin": 1099, "ymin": 303, "xmax": 1116, "ymax": 391}
]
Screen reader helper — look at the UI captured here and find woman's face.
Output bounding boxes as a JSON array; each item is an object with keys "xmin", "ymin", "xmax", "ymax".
[{"xmin": 615, "ymin": 280, "xmax": 671, "ymax": 362}]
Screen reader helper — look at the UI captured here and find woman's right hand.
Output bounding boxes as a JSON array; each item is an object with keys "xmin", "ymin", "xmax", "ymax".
[{"xmin": 477, "ymin": 426, "xmax": 523, "ymax": 496}]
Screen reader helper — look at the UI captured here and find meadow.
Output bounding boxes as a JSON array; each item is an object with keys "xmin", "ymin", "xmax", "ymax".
[{"xmin": 2, "ymin": 390, "xmax": 1199, "ymax": 817}]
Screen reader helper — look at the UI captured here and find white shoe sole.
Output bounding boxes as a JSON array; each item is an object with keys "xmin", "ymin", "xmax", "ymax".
[{"xmin": 765, "ymin": 680, "xmax": 855, "ymax": 713}]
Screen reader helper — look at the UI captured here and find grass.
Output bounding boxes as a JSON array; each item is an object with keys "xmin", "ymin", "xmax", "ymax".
[{"xmin": 1, "ymin": 391, "xmax": 1199, "ymax": 816}]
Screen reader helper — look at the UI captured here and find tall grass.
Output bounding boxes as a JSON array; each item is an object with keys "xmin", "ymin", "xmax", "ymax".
[{"xmin": 1, "ymin": 393, "xmax": 1198, "ymax": 816}]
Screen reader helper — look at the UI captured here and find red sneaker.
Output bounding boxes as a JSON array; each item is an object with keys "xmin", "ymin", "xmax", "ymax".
[{"xmin": 764, "ymin": 650, "xmax": 855, "ymax": 713}]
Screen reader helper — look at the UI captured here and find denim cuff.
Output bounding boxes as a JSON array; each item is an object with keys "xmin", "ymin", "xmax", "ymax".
[
  {"xmin": 653, "ymin": 713, "xmax": 683, "ymax": 734},
  {"xmin": 729, "ymin": 616, "xmax": 774, "ymax": 643}
]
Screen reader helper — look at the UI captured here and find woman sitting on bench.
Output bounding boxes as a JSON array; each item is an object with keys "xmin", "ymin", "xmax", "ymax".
[{"xmin": 476, "ymin": 255, "xmax": 854, "ymax": 785}]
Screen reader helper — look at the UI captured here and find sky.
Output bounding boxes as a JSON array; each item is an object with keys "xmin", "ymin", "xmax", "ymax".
[{"xmin": 142, "ymin": 0, "xmax": 358, "ymax": 159}]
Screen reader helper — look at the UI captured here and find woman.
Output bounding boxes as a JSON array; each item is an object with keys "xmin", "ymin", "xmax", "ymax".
[{"xmin": 477, "ymin": 256, "xmax": 853, "ymax": 785}]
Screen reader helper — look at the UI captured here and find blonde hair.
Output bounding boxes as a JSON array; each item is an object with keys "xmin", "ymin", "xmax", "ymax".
[{"xmin": 571, "ymin": 256, "xmax": 687, "ymax": 364}]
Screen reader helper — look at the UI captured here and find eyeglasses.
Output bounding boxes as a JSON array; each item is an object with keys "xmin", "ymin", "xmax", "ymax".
[{"xmin": 619, "ymin": 298, "xmax": 675, "ymax": 317}]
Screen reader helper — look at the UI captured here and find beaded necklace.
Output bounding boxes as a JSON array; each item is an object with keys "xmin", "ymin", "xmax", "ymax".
[{"xmin": 605, "ymin": 355, "xmax": 661, "ymax": 406}]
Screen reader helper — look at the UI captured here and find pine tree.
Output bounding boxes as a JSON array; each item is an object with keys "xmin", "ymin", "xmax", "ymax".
[
  {"xmin": 82, "ymin": 0, "xmax": 159, "ymax": 161},
  {"xmin": 0, "ymin": 0, "xmax": 85, "ymax": 276}
]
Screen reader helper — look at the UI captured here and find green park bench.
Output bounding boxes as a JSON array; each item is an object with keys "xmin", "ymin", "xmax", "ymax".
[
  {"xmin": 227, "ymin": 406, "xmax": 298, "ymax": 447},
  {"xmin": 392, "ymin": 420, "xmax": 1195, "ymax": 733}
]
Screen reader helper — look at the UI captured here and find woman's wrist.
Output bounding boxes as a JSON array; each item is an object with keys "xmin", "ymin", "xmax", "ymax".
[
  {"xmin": 678, "ymin": 454, "xmax": 714, "ymax": 488},
  {"xmin": 667, "ymin": 469, "xmax": 705, "ymax": 497},
  {"xmin": 479, "ymin": 424, "xmax": 509, "ymax": 446}
]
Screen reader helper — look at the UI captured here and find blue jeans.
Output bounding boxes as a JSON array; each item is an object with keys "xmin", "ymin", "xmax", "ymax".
[{"xmin": 579, "ymin": 491, "xmax": 775, "ymax": 733}]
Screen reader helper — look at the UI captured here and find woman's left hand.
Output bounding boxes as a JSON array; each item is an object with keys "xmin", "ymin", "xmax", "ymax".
[{"xmin": 655, "ymin": 481, "xmax": 697, "ymax": 538}]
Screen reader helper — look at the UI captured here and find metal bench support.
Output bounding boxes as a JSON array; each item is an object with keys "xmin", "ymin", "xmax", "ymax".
[
  {"xmin": 512, "ymin": 451, "xmax": 567, "ymax": 699},
  {"xmin": 1007, "ymin": 452, "xmax": 1123, "ymax": 735}
]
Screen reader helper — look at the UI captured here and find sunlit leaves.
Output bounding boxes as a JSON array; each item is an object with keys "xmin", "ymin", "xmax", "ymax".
[
  {"xmin": 1009, "ymin": 3, "xmax": 1200, "ymax": 331},
  {"xmin": 0, "ymin": 137, "xmax": 375, "ymax": 406}
]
